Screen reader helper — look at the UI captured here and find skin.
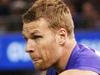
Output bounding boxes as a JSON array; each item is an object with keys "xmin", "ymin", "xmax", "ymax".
[
  {"xmin": 22, "ymin": 18, "xmax": 98, "ymax": 75},
  {"xmin": 22, "ymin": 18, "xmax": 61, "ymax": 70},
  {"xmin": 22, "ymin": 17, "xmax": 75, "ymax": 70},
  {"xmin": 59, "ymin": 69, "xmax": 98, "ymax": 75}
]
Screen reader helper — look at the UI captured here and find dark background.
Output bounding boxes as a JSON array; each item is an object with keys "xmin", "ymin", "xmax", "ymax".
[{"xmin": 0, "ymin": 0, "xmax": 100, "ymax": 75}]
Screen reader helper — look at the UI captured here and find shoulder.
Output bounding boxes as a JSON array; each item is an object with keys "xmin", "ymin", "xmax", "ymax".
[
  {"xmin": 73, "ymin": 44, "xmax": 100, "ymax": 66},
  {"xmin": 59, "ymin": 69, "xmax": 99, "ymax": 75},
  {"xmin": 76, "ymin": 44, "xmax": 100, "ymax": 67},
  {"xmin": 66, "ymin": 44, "xmax": 100, "ymax": 74}
]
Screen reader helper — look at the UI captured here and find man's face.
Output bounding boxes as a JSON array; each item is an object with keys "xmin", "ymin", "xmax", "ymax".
[{"xmin": 22, "ymin": 18, "xmax": 62, "ymax": 70}]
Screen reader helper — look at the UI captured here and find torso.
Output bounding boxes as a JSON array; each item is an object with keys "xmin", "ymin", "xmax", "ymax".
[{"xmin": 46, "ymin": 44, "xmax": 100, "ymax": 75}]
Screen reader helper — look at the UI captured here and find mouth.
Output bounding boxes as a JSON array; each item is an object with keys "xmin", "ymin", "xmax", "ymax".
[{"xmin": 32, "ymin": 58, "xmax": 42, "ymax": 63}]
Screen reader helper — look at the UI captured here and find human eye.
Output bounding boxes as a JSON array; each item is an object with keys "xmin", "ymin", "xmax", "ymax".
[
  {"xmin": 32, "ymin": 35, "xmax": 43, "ymax": 40},
  {"xmin": 23, "ymin": 36, "xmax": 28, "ymax": 41},
  {"xmin": 22, "ymin": 33, "xmax": 28, "ymax": 42}
]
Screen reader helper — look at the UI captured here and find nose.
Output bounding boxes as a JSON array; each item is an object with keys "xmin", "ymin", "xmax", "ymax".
[{"xmin": 26, "ymin": 39, "xmax": 35, "ymax": 53}]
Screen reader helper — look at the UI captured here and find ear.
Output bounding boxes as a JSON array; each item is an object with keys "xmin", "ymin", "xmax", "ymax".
[{"xmin": 56, "ymin": 28, "xmax": 67, "ymax": 45}]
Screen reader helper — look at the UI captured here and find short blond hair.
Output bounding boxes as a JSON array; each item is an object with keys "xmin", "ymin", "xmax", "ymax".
[{"xmin": 23, "ymin": 0, "xmax": 74, "ymax": 36}]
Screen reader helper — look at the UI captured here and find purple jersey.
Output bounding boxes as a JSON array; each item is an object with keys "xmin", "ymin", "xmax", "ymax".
[{"xmin": 46, "ymin": 44, "xmax": 100, "ymax": 75}]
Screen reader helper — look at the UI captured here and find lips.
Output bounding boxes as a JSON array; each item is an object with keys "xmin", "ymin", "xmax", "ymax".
[
  {"xmin": 29, "ymin": 54, "xmax": 42, "ymax": 63},
  {"xmin": 33, "ymin": 58, "xmax": 40, "ymax": 61},
  {"xmin": 31, "ymin": 57, "xmax": 41, "ymax": 63}
]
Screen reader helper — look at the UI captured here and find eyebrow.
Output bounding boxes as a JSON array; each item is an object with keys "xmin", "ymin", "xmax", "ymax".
[
  {"xmin": 30, "ymin": 30, "xmax": 40, "ymax": 35},
  {"xmin": 22, "ymin": 32, "xmax": 27, "ymax": 39},
  {"xmin": 22, "ymin": 30, "xmax": 40, "ymax": 37}
]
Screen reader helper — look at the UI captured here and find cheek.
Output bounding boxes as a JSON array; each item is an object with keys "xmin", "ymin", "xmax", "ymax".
[
  {"xmin": 39, "ymin": 42, "xmax": 59, "ymax": 65},
  {"xmin": 39, "ymin": 45, "xmax": 52, "ymax": 62}
]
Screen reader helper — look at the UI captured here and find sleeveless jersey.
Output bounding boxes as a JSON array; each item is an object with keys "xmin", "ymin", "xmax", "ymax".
[{"xmin": 46, "ymin": 44, "xmax": 100, "ymax": 75}]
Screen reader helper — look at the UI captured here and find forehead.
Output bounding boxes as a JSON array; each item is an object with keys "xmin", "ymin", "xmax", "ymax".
[{"xmin": 22, "ymin": 18, "xmax": 50, "ymax": 35}]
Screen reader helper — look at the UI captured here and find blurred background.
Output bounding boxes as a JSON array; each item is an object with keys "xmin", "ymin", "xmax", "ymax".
[{"xmin": 0, "ymin": 0, "xmax": 100, "ymax": 75}]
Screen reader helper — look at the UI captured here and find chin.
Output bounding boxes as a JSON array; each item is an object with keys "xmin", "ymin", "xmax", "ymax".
[
  {"xmin": 34, "ymin": 61, "xmax": 54, "ymax": 71},
  {"xmin": 34, "ymin": 66, "xmax": 48, "ymax": 71},
  {"xmin": 35, "ymin": 64, "xmax": 52, "ymax": 71},
  {"xmin": 40, "ymin": 68, "xmax": 48, "ymax": 71}
]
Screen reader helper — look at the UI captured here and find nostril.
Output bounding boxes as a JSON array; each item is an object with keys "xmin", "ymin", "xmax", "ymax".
[
  {"xmin": 26, "ymin": 39, "xmax": 35, "ymax": 53},
  {"xmin": 26, "ymin": 49, "xmax": 34, "ymax": 53}
]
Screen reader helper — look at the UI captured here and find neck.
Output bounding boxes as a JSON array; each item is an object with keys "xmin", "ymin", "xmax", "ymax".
[{"xmin": 54, "ymin": 38, "xmax": 76, "ymax": 73}]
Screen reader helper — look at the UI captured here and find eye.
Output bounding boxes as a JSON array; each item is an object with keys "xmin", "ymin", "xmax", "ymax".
[
  {"xmin": 32, "ymin": 35, "xmax": 43, "ymax": 40},
  {"xmin": 23, "ymin": 37, "xmax": 28, "ymax": 41}
]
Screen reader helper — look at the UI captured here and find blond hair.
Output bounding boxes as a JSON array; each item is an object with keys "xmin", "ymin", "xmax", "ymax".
[{"xmin": 23, "ymin": 0, "xmax": 74, "ymax": 37}]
